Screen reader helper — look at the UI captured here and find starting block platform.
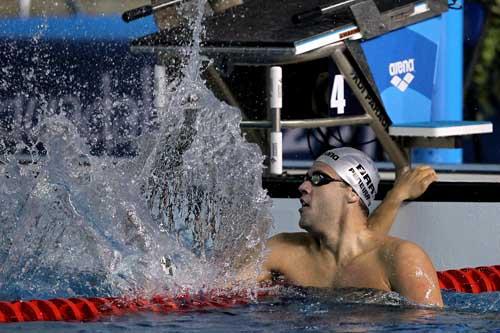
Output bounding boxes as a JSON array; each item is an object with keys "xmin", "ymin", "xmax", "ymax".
[
  {"xmin": 131, "ymin": 0, "xmax": 494, "ymax": 172},
  {"xmin": 389, "ymin": 121, "xmax": 493, "ymax": 137}
]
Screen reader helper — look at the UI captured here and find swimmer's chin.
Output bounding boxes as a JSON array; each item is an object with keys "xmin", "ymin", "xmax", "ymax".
[{"xmin": 297, "ymin": 219, "xmax": 308, "ymax": 231}]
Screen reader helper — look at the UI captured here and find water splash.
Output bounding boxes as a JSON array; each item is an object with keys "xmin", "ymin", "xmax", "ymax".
[
  {"xmin": 144, "ymin": 78, "xmax": 271, "ymax": 285},
  {"xmin": 143, "ymin": 0, "xmax": 272, "ymax": 288},
  {"xmin": 0, "ymin": 117, "xmax": 181, "ymax": 298},
  {"xmin": 0, "ymin": 0, "xmax": 272, "ymax": 299}
]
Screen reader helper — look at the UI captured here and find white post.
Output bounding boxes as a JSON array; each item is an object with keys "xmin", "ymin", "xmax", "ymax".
[
  {"xmin": 268, "ymin": 66, "xmax": 283, "ymax": 175},
  {"xmin": 19, "ymin": 0, "xmax": 31, "ymax": 18},
  {"xmin": 154, "ymin": 64, "xmax": 167, "ymax": 110}
]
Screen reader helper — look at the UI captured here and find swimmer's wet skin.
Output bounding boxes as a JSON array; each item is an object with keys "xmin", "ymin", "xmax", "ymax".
[{"xmin": 257, "ymin": 148, "xmax": 443, "ymax": 307}]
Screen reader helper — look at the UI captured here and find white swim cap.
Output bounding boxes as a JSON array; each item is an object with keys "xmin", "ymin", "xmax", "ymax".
[{"xmin": 315, "ymin": 147, "xmax": 379, "ymax": 208}]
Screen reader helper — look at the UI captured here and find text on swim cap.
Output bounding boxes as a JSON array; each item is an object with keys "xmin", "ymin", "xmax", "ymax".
[
  {"xmin": 348, "ymin": 166, "xmax": 371, "ymax": 202},
  {"xmin": 324, "ymin": 151, "xmax": 339, "ymax": 161},
  {"xmin": 355, "ymin": 164, "xmax": 376, "ymax": 195}
]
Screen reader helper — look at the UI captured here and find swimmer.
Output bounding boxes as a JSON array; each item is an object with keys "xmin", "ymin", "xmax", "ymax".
[{"xmin": 257, "ymin": 148, "xmax": 443, "ymax": 307}]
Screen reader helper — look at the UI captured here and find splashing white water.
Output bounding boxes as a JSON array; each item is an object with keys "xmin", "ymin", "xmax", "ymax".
[{"xmin": 0, "ymin": 0, "xmax": 272, "ymax": 299}]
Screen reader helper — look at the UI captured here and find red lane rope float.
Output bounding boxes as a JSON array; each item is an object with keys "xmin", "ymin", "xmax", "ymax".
[
  {"xmin": 0, "ymin": 290, "xmax": 263, "ymax": 324},
  {"xmin": 0, "ymin": 265, "xmax": 498, "ymax": 323},
  {"xmin": 437, "ymin": 265, "xmax": 500, "ymax": 293}
]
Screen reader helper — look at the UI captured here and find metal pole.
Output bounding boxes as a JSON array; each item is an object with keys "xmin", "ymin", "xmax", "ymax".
[
  {"xmin": 205, "ymin": 64, "xmax": 267, "ymax": 146},
  {"xmin": 330, "ymin": 46, "xmax": 409, "ymax": 173},
  {"xmin": 205, "ymin": 65, "xmax": 242, "ymax": 110},
  {"xmin": 240, "ymin": 114, "xmax": 372, "ymax": 129}
]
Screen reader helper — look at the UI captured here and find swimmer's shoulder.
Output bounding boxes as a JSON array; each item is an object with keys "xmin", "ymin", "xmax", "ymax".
[
  {"xmin": 376, "ymin": 237, "xmax": 443, "ymax": 306},
  {"xmin": 267, "ymin": 232, "xmax": 314, "ymax": 249},
  {"xmin": 380, "ymin": 236, "xmax": 424, "ymax": 253},
  {"xmin": 263, "ymin": 232, "xmax": 314, "ymax": 276},
  {"xmin": 378, "ymin": 236, "xmax": 433, "ymax": 268}
]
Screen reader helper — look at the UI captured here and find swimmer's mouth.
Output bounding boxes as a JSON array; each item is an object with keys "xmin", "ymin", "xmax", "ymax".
[{"xmin": 300, "ymin": 199, "xmax": 309, "ymax": 208}]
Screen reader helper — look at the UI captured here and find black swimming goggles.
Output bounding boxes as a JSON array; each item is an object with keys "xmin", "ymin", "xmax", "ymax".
[{"xmin": 304, "ymin": 172, "xmax": 345, "ymax": 187}]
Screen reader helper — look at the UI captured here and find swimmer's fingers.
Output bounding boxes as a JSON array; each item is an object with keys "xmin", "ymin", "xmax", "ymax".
[
  {"xmin": 414, "ymin": 166, "xmax": 437, "ymax": 187},
  {"xmin": 403, "ymin": 165, "xmax": 436, "ymax": 182},
  {"xmin": 412, "ymin": 165, "xmax": 436, "ymax": 180},
  {"xmin": 406, "ymin": 166, "xmax": 437, "ymax": 199},
  {"xmin": 414, "ymin": 165, "xmax": 435, "ymax": 173},
  {"xmin": 414, "ymin": 173, "xmax": 436, "ymax": 197},
  {"xmin": 394, "ymin": 166, "xmax": 436, "ymax": 200}
]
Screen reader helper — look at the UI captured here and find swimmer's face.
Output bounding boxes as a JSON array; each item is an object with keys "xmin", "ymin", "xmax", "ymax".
[{"xmin": 298, "ymin": 162, "xmax": 349, "ymax": 233}]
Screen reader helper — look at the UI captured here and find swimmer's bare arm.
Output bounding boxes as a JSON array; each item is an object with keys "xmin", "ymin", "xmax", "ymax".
[
  {"xmin": 256, "ymin": 233, "xmax": 308, "ymax": 283},
  {"xmin": 388, "ymin": 241, "xmax": 443, "ymax": 307},
  {"xmin": 232, "ymin": 233, "xmax": 296, "ymax": 284},
  {"xmin": 368, "ymin": 166, "xmax": 437, "ymax": 234},
  {"xmin": 257, "ymin": 234, "xmax": 289, "ymax": 282}
]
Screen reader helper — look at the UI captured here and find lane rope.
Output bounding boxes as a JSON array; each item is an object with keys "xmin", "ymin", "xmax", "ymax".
[{"xmin": 0, "ymin": 265, "xmax": 498, "ymax": 323}]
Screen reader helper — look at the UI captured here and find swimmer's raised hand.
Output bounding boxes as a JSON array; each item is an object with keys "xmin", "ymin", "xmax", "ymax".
[
  {"xmin": 392, "ymin": 166, "xmax": 437, "ymax": 201},
  {"xmin": 368, "ymin": 166, "xmax": 437, "ymax": 234}
]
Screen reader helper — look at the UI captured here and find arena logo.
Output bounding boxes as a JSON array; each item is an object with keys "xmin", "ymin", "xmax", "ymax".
[
  {"xmin": 388, "ymin": 58, "xmax": 415, "ymax": 92},
  {"xmin": 324, "ymin": 150, "xmax": 340, "ymax": 161}
]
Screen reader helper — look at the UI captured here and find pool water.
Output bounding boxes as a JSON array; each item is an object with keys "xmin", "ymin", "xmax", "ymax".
[{"xmin": 0, "ymin": 290, "xmax": 498, "ymax": 332}]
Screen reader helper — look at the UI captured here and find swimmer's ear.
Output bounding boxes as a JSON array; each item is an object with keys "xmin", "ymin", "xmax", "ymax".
[{"xmin": 346, "ymin": 187, "xmax": 359, "ymax": 204}]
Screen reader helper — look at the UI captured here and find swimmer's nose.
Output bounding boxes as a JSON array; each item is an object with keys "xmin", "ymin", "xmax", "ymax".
[{"xmin": 298, "ymin": 179, "xmax": 311, "ymax": 195}]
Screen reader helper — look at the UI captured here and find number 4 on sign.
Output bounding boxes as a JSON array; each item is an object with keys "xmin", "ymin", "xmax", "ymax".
[{"xmin": 330, "ymin": 75, "xmax": 346, "ymax": 114}]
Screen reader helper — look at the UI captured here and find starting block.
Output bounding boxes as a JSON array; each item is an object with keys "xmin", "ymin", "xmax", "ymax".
[
  {"xmin": 130, "ymin": 0, "xmax": 493, "ymax": 172},
  {"xmin": 389, "ymin": 121, "xmax": 493, "ymax": 138}
]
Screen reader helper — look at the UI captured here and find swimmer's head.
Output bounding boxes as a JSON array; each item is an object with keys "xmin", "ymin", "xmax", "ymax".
[{"xmin": 315, "ymin": 147, "xmax": 379, "ymax": 212}]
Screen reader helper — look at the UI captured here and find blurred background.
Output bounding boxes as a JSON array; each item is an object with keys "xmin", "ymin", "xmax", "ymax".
[
  {"xmin": 0, "ymin": 0, "xmax": 499, "ymax": 166},
  {"xmin": 0, "ymin": 1, "xmax": 146, "ymax": 16}
]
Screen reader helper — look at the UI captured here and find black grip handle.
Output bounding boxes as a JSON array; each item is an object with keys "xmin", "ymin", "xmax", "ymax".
[
  {"xmin": 122, "ymin": 5, "xmax": 154, "ymax": 23},
  {"xmin": 292, "ymin": 7, "xmax": 322, "ymax": 24}
]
